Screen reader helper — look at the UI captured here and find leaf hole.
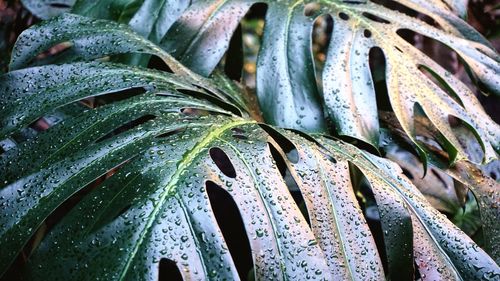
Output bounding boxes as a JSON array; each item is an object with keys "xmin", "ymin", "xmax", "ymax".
[
  {"xmin": 304, "ymin": 3, "xmax": 321, "ymax": 17},
  {"xmin": 350, "ymin": 166, "xmax": 389, "ymax": 274},
  {"xmin": 176, "ymin": 89, "xmax": 241, "ymax": 116},
  {"xmin": 232, "ymin": 134, "xmax": 248, "ymax": 140},
  {"xmin": 49, "ymin": 3, "xmax": 72, "ymax": 9},
  {"xmin": 363, "ymin": 29, "xmax": 372, "ymax": 38},
  {"xmin": 209, "ymin": 147, "xmax": 237, "ymax": 178},
  {"xmin": 312, "ymin": 14, "xmax": 333, "ymax": 92},
  {"xmin": 231, "ymin": 127, "xmax": 246, "ymax": 134},
  {"xmin": 180, "ymin": 108, "xmax": 208, "ymax": 116},
  {"xmin": 33, "ymin": 42, "xmax": 73, "ymax": 65},
  {"xmin": 89, "ymin": 87, "xmax": 149, "ymax": 109},
  {"xmin": 368, "ymin": 47, "xmax": 392, "ymax": 112},
  {"xmin": 258, "ymin": 124, "xmax": 298, "ymax": 163},
  {"xmin": 361, "ymin": 12, "xmax": 390, "ymax": 24},
  {"xmin": 230, "ymin": 128, "xmax": 249, "ymax": 140},
  {"xmin": 396, "ymin": 28, "xmax": 465, "ymax": 77},
  {"xmin": 223, "ymin": 24, "xmax": 244, "ymax": 81},
  {"xmin": 411, "ymin": 103, "xmax": 448, "ymax": 158},
  {"xmin": 155, "ymin": 128, "xmax": 184, "ymax": 139},
  {"xmin": 158, "ymin": 258, "xmax": 183, "ymax": 281},
  {"xmin": 413, "ymin": 262, "xmax": 422, "ymax": 280},
  {"xmin": 339, "ymin": 12, "xmax": 350, "ymax": 20},
  {"xmin": 336, "ymin": 135, "xmax": 380, "ymax": 155},
  {"xmin": 0, "ymin": 222, "xmax": 47, "ymax": 280},
  {"xmin": 147, "ymin": 55, "xmax": 173, "ymax": 73},
  {"xmin": 240, "ymin": 3, "xmax": 268, "ymax": 89},
  {"xmin": 430, "ymin": 169, "xmax": 448, "ymax": 188},
  {"xmin": 447, "ymin": 115, "xmax": 485, "ymax": 163},
  {"xmin": 206, "ymin": 180, "xmax": 254, "ymax": 280},
  {"xmin": 96, "ymin": 114, "xmax": 156, "ymax": 143},
  {"xmin": 453, "ymin": 191, "xmax": 482, "ymax": 240},
  {"xmin": 28, "ymin": 117, "xmax": 55, "ymax": 133},
  {"xmin": 27, "ymin": 109, "xmax": 74, "ymax": 135},
  {"xmin": 267, "ymin": 142, "xmax": 310, "ymax": 225},
  {"xmin": 401, "ymin": 167, "xmax": 414, "ymax": 180}
]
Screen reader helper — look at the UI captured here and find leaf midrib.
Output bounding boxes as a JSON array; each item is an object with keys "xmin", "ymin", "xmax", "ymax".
[
  {"xmin": 312, "ymin": 149, "xmax": 356, "ymax": 280},
  {"xmin": 116, "ymin": 118, "xmax": 252, "ymax": 280}
]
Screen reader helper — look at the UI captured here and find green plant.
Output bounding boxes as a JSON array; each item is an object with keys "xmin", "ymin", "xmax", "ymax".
[
  {"xmin": 1, "ymin": 0, "xmax": 499, "ymax": 280},
  {"xmin": 70, "ymin": 0, "xmax": 500, "ymax": 163}
]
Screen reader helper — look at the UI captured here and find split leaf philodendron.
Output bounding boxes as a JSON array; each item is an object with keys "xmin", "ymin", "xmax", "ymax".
[
  {"xmin": 21, "ymin": 0, "xmax": 500, "ymax": 164},
  {"xmin": 2, "ymin": 0, "xmax": 500, "ymax": 280}
]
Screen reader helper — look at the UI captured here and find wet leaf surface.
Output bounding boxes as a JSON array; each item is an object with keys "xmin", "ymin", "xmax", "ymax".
[
  {"xmin": 160, "ymin": 0, "xmax": 500, "ymax": 163},
  {"xmin": 1, "ymin": 9, "xmax": 499, "ymax": 281}
]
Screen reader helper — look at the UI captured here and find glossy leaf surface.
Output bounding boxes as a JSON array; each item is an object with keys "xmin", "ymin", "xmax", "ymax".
[
  {"xmin": 161, "ymin": 0, "xmax": 500, "ymax": 163},
  {"xmin": 380, "ymin": 113, "xmax": 500, "ymax": 262},
  {"xmin": 1, "ymin": 12, "xmax": 499, "ymax": 281},
  {"xmin": 21, "ymin": 0, "xmax": 76, "ymax": 19},
  {"xmin": 23, "ymin": 0, "xmax": 499, "ymax": 163}
]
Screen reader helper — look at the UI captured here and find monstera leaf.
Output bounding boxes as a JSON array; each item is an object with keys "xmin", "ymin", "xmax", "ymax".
[
  {"xmin": 379, "ymin": 112, "xmax": 500, "ymax": 261},
  {"xmin": 0, "ymin": 14, "xmax": 499, "ymax": 280},
  {"xmin": 20, "ymin": 0, "xmax": 500, "ymax": 164},
  {"xmin": 21, "ymin": 0, "xmax": 76, "ymax": 19},
  {"xmin": 160, "ymin": 0, "xmax": 499, "ymax": 164},
  {"xmin": 72, "ymin": 0, "xmax": 190, "ymax": 45}
]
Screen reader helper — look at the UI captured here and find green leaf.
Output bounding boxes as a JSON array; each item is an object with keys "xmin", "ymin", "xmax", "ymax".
[
  {"xmin": 9, "ymin": 13, "xmax": 169, "ymax": 70},
  {"xmin": 160, "ymin": 0, "xmax": 499, "ymax": 163},
  {"xmin": 8, "ymin": 14, "xmax": 246, "ymax": 114},
  {"xmin": 255, "ymin": 0, "xmax": 326, "ymax": 132},
  {"xmin": 384, "ymin": 140, "xmax": 466, "ymax": 213},
  {"xmin": 72, "ymin": 0, "xmax": 144, "ymax": 23},
  {"xmin": 128, "ymin": 0, "xmax": 190, "ymax": 44},
  {"xmin": 281, "ymin": 130, "xmax": 412, "ymax": 280},
  {"xmin": 379, "ymin": 116, "xmax": 500, "ymax": 262},
  {"xmin": 72, "ymin": 0, "xmax": 189, "ymax": 44},
  {"xmin": 402, "ymin": 0, "xmax": 470, "ymax": 20},
  {"xmin": 161, "ymin": 0, "xmax": 327, "ymax": 133},
  {"xmin": 161, "ymin": 0, "xmax": 255, "ymax": 76},
  {"xmin": 1, "ymin": 13, "xmax": 499, "ymax": 281},
  {"xmin": 72, "ymin": 0, "xmax": 190, "ymax": 66},
  {"xmin": 21, "ymin": 0, "xmax": 76, "ymax": 19},
  {"xmin": 0, "ymin": 63, "xmax": 199, "ymax": 138},
  {"xmin": 321, "ymin": 140, "xmax": 498, "ymax": 280}
]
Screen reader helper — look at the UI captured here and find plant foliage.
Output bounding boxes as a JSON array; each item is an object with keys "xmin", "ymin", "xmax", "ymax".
[
  {"xmin": 20, "ymin": 0, "xmax": 500, "ymax": 163},
  {"xmin": 1, "ymin": 1, "xmax": 499, "ymax": 280}
]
